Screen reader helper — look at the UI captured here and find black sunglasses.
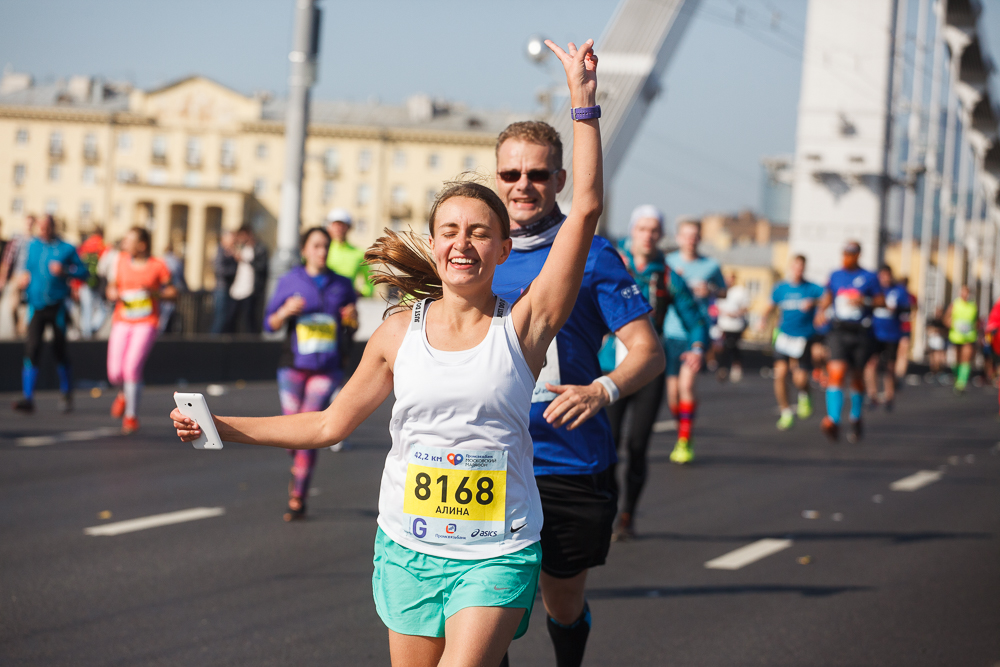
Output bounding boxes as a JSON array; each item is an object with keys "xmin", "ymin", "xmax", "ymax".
[{"xmin": 497, "ymin": 168, "xmax": 559, "ymax": 184}]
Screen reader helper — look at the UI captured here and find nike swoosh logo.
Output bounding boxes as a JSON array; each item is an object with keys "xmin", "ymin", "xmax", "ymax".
[
  {"xmin": 510, "ymin": 524, "xmax": 526, "ymax": 533},
  {"xmin": 494, "ymin": 585, "xmax": 510, "ymax": 591}
]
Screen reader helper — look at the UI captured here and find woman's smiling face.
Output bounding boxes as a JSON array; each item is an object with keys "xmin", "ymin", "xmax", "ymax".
[{"xmin": 429, "ymin": 196, "xmax": 511, "ymax": 293}]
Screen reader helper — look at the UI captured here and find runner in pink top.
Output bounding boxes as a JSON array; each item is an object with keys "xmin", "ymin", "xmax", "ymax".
[{"xmin": 106, "ymin": 227, "xmax": 176, "ymax": 433}]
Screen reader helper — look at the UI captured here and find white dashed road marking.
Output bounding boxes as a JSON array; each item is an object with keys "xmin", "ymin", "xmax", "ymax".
[
  {"xmin": 85, "ymin": 507, "xmax": 225, "ymax": 536},
  {"xmin": 705, "ymin": 538, "xmax": 793, "ymax": 570},
  {"xmin": 890, "ymin": 470, "xmax": 943, "ymax": 492},
  {"xmin": 16, "ymin": 427, "xmax": 121, "ymax": 448},
  {"xmin": 653, "ymin": 420, "xmax": 677, "ymax": 433}
]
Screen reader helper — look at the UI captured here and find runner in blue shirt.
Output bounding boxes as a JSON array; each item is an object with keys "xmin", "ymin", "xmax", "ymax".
[
  {"xmin": 492, "ymin": 120, "xmax": 664, "ymax": 667},
  {"xmin": 865, "ymin": 264, "xmax": 909, "ymax": 412},
  {"xmin": 815, "ymin": 241, "xmax": 883, "ymax": 442},
  {"xmin": 760, "ymin": 254, "xmax": 823, "ymax": 430},
  {"xmin": 12, "ymin": 215, "xmax": 88, "ymax": 414},
  {"xmin": 662, "ymin": 219, "xmax": 725, "ymax": 464}
]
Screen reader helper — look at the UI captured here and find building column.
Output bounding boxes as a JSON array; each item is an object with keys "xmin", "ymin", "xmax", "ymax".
[
  {"xmin": 185, "ymin": 203, "xmax": 207, "ymax": 291},
  {"xmin": 152, "ymin": 199, "xmax": 170, "ymax": 256}
]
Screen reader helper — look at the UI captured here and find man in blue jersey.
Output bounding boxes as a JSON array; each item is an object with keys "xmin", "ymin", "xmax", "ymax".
[
  {"xmin": 866, "ymin": 264, "xmax": 909, "ymax": 411},
  {"xmin": 761, "ymin": 254, "xmax": 824, "ymax": 430},
  {"xmin": 815, "ymin": 241, "xmax": 883, "ymax": 442},
  {"xmin": 663, "ymin": 219, "xmax": 725, "ymax": 463},
  {"xmin": 13, "ymin": 215, "xmax": 88, "ymax": 414},
  {"xmin": 492, "ymin": 121, "xmax": 665, "ymax": 667}
]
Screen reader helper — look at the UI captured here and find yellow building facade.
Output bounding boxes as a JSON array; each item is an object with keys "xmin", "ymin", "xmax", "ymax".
[{"xmin": 0, "ymin": 75, "xmax": 518, "ymax": 289}]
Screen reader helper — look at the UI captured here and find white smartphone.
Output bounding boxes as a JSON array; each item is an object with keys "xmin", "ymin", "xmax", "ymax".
[{"xmin": 173, "ymin": 392, "xmax": 224, "ymax": 450}]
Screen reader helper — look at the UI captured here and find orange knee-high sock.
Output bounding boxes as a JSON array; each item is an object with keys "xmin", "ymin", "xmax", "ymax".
[{"xmin": 677, "ymin": 400, "xmax": 696, "ymax": 440}]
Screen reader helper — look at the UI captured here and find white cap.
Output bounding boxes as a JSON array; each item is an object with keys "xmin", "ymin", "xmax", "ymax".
[
  {"xmin": 629, "ymin": 204, "xmax": 664, "ymax": 234},
  {"xmin": 325, "ymin": 208, "xmax": 352, "ymax": 226}
]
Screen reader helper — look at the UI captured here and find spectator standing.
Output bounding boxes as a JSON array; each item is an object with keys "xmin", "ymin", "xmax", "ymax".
[
  {"xmin": 228, "ymin": 226, "xmax": 268, "ymax": 334},
  {"xmin": 211, "ymin": 231, "xmax": 238, "ymax": 334},
  {"xmin": 715, "ymin": 271, "xmax": 750, "ymax": 382},
  {"xmin": 0, "ymin": 214, "xmax": 35, "ymax": 339},
  {"xmin": 158, "ymin": 241, "xmax": 187, "ymax": 333},
  {"xmin": 76, "ymin": 227, "xmax": 108, "ymax": 339}
]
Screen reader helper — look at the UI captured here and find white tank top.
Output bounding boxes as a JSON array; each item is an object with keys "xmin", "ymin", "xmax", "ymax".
[{"xmin": 376, "ymin": 297, "xmax": 543, "ymax": 559}]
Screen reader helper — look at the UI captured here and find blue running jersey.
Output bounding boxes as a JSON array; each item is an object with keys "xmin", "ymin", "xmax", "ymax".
[
  {"xmin": 663, "ymin": 251, "xmax": 725, "ymax": 340},
  {"xmin": 771, "ymin": 280, "xmax": 824, "ymax": 338},
  {"xmin": 872, "ymin": 284, "xmax": 910, "ymax": 342},
  {"xmin": 826, "ymin": 268, "xmax": 880, "ymax": 326},
  {"xmin": 493, "ymin": 236, "xmax": 651, "ymax": 476}
]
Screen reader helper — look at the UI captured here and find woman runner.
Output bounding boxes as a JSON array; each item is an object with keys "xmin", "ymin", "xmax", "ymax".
[
  {"xmin": 264, "ymin": 226, "xmax": 356, "ymax": 521},
  {"xmin": 171, "ymin": 38, "xmax": 602, "ymax": 666},
  {"xmin": 107, "ymin": 226, "xmax": 175, "ymax": 434}
]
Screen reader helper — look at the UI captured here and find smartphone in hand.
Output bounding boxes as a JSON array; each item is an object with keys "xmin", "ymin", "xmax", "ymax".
[{"xmin": 174, "ymin": 392, "xmax": 224, "ymax": 450}]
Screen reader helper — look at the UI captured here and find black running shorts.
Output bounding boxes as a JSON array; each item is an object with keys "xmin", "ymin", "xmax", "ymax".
[
  {"xmin": 827, "ymin": 326, "xmax": 874, "ymax": 370},
  {"xmin": 873, "ymin": 339, "xmax": 900, "ymax": 369},
  {"xmin": 534, "ymin": 466, "xmax": 618, "ymax": 578}
]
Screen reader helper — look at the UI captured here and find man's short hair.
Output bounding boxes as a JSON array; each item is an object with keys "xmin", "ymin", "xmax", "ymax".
[
  {"xmin": 676, "ymin": 218, "xmax": 701, "ymax": 234},
  {"xmin": 793, "ymin": 254, "xmax": 807, "ymax": 264},
  {"xmin": 495, "ymin": 121, "xmax": 563, "ymax": 169}
]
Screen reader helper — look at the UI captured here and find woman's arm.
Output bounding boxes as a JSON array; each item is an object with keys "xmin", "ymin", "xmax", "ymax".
[
  {"xmin": 171, "ymin": 312, "xmax": 408, "ymax": 449},
  {"xmin": 514, "ymin": 39, "xmax": 603, "ymax": 359}
]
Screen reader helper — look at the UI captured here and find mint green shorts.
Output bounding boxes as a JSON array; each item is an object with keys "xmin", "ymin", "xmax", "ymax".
[{"xmin": 372, "ymin": 528, "xmax": 541, "ymax": 639}]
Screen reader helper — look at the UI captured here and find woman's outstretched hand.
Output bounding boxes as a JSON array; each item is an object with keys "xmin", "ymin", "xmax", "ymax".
[
  {"xmin": 545, "ymin": 38, "xmax": 598, "ymax": 107},
  {"xmin": 170, "ymin": 407, "xmax": 203, "ymax": 442}
]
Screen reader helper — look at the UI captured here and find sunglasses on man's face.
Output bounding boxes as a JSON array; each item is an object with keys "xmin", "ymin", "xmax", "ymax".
[{"xmin": 497, "ymin": 168, "xmax": 559, "ymax": 184}]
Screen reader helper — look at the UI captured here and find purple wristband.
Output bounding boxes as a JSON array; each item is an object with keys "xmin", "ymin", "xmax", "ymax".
[{"xmin": 570, "ymin": 105, "xmax": 601, "ymax": 121}]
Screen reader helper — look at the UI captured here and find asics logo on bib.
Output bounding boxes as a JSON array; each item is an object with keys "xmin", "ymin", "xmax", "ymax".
[
  {"xmin": 471, "ymin": 529, "xmax": 499, "ymax": 538},
  {"xmin": 447, "ymin": 453, "xmax": 464, "ymax": 466}
]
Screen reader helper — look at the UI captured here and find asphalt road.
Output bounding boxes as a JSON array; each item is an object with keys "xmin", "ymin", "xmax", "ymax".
[{"xmin": 2, "ymin": 372, "xmax": 998, "ymax": 666}]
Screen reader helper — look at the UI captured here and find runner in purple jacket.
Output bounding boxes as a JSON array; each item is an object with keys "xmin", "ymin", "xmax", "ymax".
[{"xmin": 264, "ymin": 227, "xmax": 357, "ymax": 520}]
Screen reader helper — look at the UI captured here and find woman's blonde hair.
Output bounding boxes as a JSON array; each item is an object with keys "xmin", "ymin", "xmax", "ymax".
[{"xmin": 364, "ymin": 180, "xmax": 509, "ymax": 315}]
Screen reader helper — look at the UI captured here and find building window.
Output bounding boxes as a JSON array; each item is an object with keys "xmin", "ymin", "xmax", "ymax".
[
  {"xmin": 426, "ymin": 188, "xmax": 438, "ymax": 209},
  {"xmin": 253, "ymin": 178, "xmax": 266, "ymax": 196},
  {"xmin": 13, "ymin": 163, "xmax": 26, "ymax": 186},
  {"xmin": 357, "ymin": 183, "xmax": 371, "ymax": 206},
  {"xmin": 358, "ymin": 149, "xmax": 372, "ymax": 173},
  {"xmin": 184, "ymin": 171, "xmax": 201, "ymax": 187},
  {"xmin": 393, "ymin": 150, "xmax": 407, "ymax": 170},
  {"xmin": 12, "ymin": 198, "xmax": 24, "ymax": 213},
  {"xmin": 463, "ymin": 155, "xmax": 476, "ymax": 171},
  {"xmin": 220, "ymin": 138, "xmax": 236, "ymax": 169},
  {"xmin": 117, "ymin": 132, "xmax": 132, "ymax": 152},
  {"xmin": 82, "ymin": 166, "xmax": 96, "ymax": 185},
  {"xmin": 80, "ymin": 201, "xmax": 92, "ymax": 221},
  {"xmin": 83, "ymin": 133, "xmax": 99, "ymax": 161},
  {"xmin": 391, "ymin": 185, "xmax": 408, "ymax": 205},
  {"xmin": 428, "ymin": 153, "xmax": 440, "ymax": 170},
  {"xmin": 219, "ymin": 174, "xmax": 234, "ymax": 190},
  {"xmin": 256, "ymin": 142, "xmax": 268, "ymax": 160},
  {"xmin": 45, "ymin": 198, "xmax": 58, "ymax": 214},
  {"xmin": 117, "ymin": 168, "xmax": 138, "ymax": 183},
  {"xmin": 186, "ymin": 138, "xmax": 202, "ymax": 168},
  {"xmin": 355, "ymin": 218, "xmax": 366, "ymax": 233},
  {"xmin": 15, "ymin": 128, "xmax": 28, "ymax": 145},
  {"xmin": 323, "ymin": 148, "xmax": 340, "ymax": 175},
  {"xmin": 322, "ymin": 180, "xmax": 335, "ymax": 204},
  {"xmin": 49, "ymin": 131, "xmax": 64, "ymax": 158},
  {"xmin": 147, "ymin": 168, "xmax": 166, "ymax": 185},
  {"xmin": 48, "ymin": 164, "xmax": 61, "ymax": 182},
  {"xmin": 152, "ymin": 135, "xmax": 167, "ymax": 163}
]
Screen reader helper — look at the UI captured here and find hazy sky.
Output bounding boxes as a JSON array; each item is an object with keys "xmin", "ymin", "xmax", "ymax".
[{"xmin": 2, "ymin": 0, "xmax": 999, "ymax": 237}]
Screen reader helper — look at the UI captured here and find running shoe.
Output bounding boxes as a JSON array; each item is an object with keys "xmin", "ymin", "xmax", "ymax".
[
  {"xmin": 612, "ymin": 513, "xmax": 635, "ymax": 542},
  {"xmin": 110, "ymin": 392, "xmax": 126, "ymax": 419},
  {"xmin": 58, "ymin": 393, "xmax": 73, "ymax": 414},
  {"xmin": 797, "ymin": 394, "xmax": 813, "ymax": 419},
  {"xmin": 729, "ymin": 366, "xmax": 743, "ymax": 383},
  {"xmin": 883, "ymin": 399, "xmax": 894, "ymax": 413},
  {"xmin": 121, "ymin": 416, "xmax": 140, "ymax": 435},
  {"xmin": 669, "ymin": 437, "xmax": 694, "ymax": 464},
  {"xmin": 12, "ymin": 398, "xmax": 34, "ymax": 414},
  {"xmin": 865, "ymin": 395, "xmax": 879, "ymax": 411},
  {"xmin": 777, "ymin": 411, "xmax": 795, "ymax": 431},
  {"xmin": 283, "ymin": 497, "xmax": 306, "ymax": 522},
  {"xmin": 820, "ymin": 416, "xmax": 839, "ymax": 442},
  {"xmin": 847, "ymin": 418, "xmax": 863, "ymax": 444}
]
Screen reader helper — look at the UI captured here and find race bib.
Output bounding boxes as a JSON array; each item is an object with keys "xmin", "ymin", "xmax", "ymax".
[
  {"xmin": 403, "ymin": 444, "xmax": 507, "ymax": 545},
  {"xmin": 834, "ymin": 290, "xmax": 863, "ymax": 321},
  {"xmin": 956, "ymin": 321, "xmax": 973, "ymax": 335},
  {"xmin": 121, "ymin": 289, "xmax": 153, "ymax": 320},
  {"xmin": 295, "ymin": 313, "xmax": 338, "ymax": 354},
  {"xmin": 873, "ymin": 307, "xmax": 891, "ymax": 319},
  {"xmin": 532, "ymin": 338, "xmax": 561, "ymax": 403},
  {"xmin": 775, "ymin": 332, "xmax": 807, "ymax": 358}
]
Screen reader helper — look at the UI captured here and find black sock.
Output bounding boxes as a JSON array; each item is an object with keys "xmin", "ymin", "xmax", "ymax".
[
  {"xmin": 546, "ymin": 602, "xmax": 591, "ymax": 667},
  {"xmin": 498, "ymin": 652, "xmax": 510, "ymax": 667}
]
